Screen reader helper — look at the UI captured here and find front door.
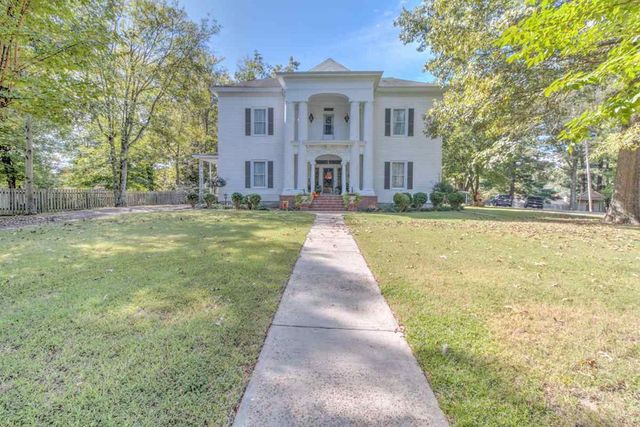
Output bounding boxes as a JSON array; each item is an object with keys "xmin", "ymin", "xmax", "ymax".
[{"xmin": 322, "ymin": 168, "xmax": 334, "ymax": 193}]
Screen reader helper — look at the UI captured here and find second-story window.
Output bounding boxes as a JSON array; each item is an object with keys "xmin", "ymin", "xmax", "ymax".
[
  {"xmin": 323, "ymin": 114, "xmax": 334, "ymax": 136},
  {"xmin": 253, "ymin": 108, "xmax": 267, "ymax": 135},
  {"xmin": 392, "ymin": 109, "xmax": 406, "ymax": 136}
]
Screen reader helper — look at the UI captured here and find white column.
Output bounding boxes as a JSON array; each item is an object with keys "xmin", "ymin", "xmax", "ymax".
[
  {"xmin": 198, "ymin": 159, "xmax": 204, "ymax": 202},
  {"xmin": 298, "ymin": 101, "xmax": 308, "ymax": 192},
  {"xmin": 349, "ymin": 101, "xmax": 360, "ymax": 141},
  {"xmin": 349, "ymin": 101, "xmax": 361, "ymax": 193},
  {"xmin": 284, "ymin": 101, "xmax": 295, "ymax": 193},
  {"xmin": 310, "ymin": 161, "xmax": 316, "ymax": 192},
  {"xmin": 341, "ymin": 159, "xmax": 347, "ymax": 194},
  {"xmin": 363, "ymin": 101, "xmax": 375, "ymax": 194}
]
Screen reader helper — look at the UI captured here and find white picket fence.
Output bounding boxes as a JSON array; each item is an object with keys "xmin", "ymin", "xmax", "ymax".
[{"xmin": 0, "ymin": 188, "xmax": 187, "ymax": 215}]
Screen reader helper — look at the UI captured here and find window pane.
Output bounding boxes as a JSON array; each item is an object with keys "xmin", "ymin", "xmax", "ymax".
[
  {"xmin": 393, "ymin": 109, "xmax": 406, "ymax": 135},
  {"xmin": 254, "ymin": 162, "xmax": 266, "ymax": 187},
  {"xmin": 323, "ymin": 114, "xmax": 333, "ymax": 135},
  {"xmin": 254, "ymin": 109, "xmax": 266, "ymax": 135},
  {"xmin": 391, "ymin": 162, "xmax": 404, "ymax": 188}
]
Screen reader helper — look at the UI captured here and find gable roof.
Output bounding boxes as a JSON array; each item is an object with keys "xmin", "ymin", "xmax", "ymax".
[
  {"xmin": 308, "ymin": 58, "xmax": 350, "ymax": 72},
  {"xmin": 577, "ymin": 189, "xmax": 605, "ymax": 201}
]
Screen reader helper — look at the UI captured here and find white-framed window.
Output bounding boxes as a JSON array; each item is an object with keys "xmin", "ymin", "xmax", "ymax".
[
  {"xmin": 392, "ymin": 109, "xmax": 406, "ymax": 136},
  {"xmin": 391, "ymin": 161, "xmax": 405, "ymax": 189},
  {"xmin": 323, "ymin": 113, "xmax": 334, "ymax": 136},
  {"xmin": 253, "ymin": 108, "xmax": 267, "ymax": 135},
  {"xmin": 253, "ymin": 161, "xmax": 266, "ymax": 188}
]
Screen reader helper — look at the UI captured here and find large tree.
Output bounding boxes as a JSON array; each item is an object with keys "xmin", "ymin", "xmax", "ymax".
[
  {"xmin": 87, "ymin": 0, "xmax": 217, "ymax": 206},
  {"xmin": 500, "ymin": 0, "xmax": 640, "ymax": 224},
  {"xmin": 234, "ymin": 50, "xmax": 300, "ymax": 82},
  {"xmin": 0, "ymin": 0, "xmax": 99, "ymax": 188}
]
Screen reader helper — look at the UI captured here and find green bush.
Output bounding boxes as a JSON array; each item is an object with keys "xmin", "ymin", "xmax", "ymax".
[
  {"xmin": 403, "ymin": 192, "xmax": 413, "ymax": 205},
  {"xmin": 245, "ymin": 193, "xmax": 262, "ymax": 210},
  {"xmin": 231, "ymin": 192, "xmax": 244, "ymax": 209},
  {"xmin": 447, "ymin": 191, "xmax": 465, "ymax": 210},
  {"xmin": 433, "ymin": 181, "xmax": 455, "ymax": 194},
  {"xmin": 203, "ymin": 193, "xmax": 217, "ymax": 208},
  {"xmin": 393, "ymin": 192, "xmax": 411, "ymax": 212},
  {"xmin": 186, "ymin": 192, "xmax": 198, "ymax": 208},
  {"xmin": 413, "ymin": 192, "xmax": 428, "ymax": 208},
  {"xmin": 430, "ymin": 191, "xmax": 445, "ymax": 208}
]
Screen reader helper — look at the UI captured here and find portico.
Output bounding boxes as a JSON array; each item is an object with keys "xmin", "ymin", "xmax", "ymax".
[{"xmin": 281, "ymin": 93, "xmax": 375, "ymax": 198}]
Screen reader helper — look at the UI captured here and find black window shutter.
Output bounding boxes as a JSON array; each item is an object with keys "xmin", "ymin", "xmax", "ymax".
[
  {"xmin": 408, "ymin": 109, "xmax": 415, "ymax": 136},
  {"xmin": 407, "ymin": 162, "xmax": 414, "ymax": 190},
  {"xmin": 384, "ymin": 162, "xmax": 390, "ymax": 189},
  {"xmin": 384, "ymin": 109, "xmax": 391, "ymax": 136},
  {"xmin": 245, "ymin": 108, "xmax": 251, "ymax": 136},
  {"xmin": 268, "ymin": 108, "xmax": 274, "ymax": 135},
  {"xmin": 245, "ymin": 161, "xmax": 251, "ymax": 188},
  {"xmin": 267, "ymin": 161, "xmax": 274, "ymax": 188}
]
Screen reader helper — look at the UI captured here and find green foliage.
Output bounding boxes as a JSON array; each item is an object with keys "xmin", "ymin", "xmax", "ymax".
[
  {"xmin": 203, "ymin": 193, "xmax": 217, "ymax": 208},
  {"xmin": 234, "ymin": 50, "xmax": 300, "ymax": 81},
  {"xmin": 393, "ymin": 192, "xmax": 411, "ymax": 212},
  {"xmin": 430, "ymin": 191, "xmax": 445, "ymax": 208},
  {"xmin": 231, "ymin": 192, "xmax": 243, "ymax": 209},
  {"xmin": 433, "ymin": 182, "xmax": 455, "ymax": 194},
  {"xmin": 342, "ymin": 193, "xmax": 363, "ymax": 209},
  {"xmin": 413, "ymin": 192, "xmax": 428, "ymax": 207},
  {"xmin": 186, "ymin": 191, "xmax": 198, "ymax": 208},
  {"xmin": 244, "ymin": 193, "xmax": 261, "ymax": 210},
  {"xmin": 403, "ymin": 192, "xmax": 413, "ymax": 205},
  {"xmin": 447, "ymin": 191, "xmax": 465, "ymax": 210}
]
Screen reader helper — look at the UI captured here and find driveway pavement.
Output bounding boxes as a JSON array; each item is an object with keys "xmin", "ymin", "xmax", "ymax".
[{"xmin": 233, "ymin": 213, "xmax": 448, "ymax": 426}]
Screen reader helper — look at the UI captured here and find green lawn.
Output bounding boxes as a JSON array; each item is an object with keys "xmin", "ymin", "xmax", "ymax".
[
  {"xmin": 0, "ymin": 210, "xmax": 313, "ymax": 426},
  {"xmin": 346, "ymin": 208, "xmax": 640, "ymax": 426}
]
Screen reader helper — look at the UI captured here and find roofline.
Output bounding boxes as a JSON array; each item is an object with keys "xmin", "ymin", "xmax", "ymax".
[
  {"xmin": 376, "ymin": 85, "xmax": 442, "ymax": 94},
  {"xmin": 211, "ymin": 86, "xmax": 283, "ymax": 95},
  {"xmin": 276, "ymin": 71, "xmax": 383, "ymax": 88}
]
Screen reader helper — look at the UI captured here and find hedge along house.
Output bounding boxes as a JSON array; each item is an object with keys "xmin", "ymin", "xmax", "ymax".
[{"xmin": 200, "ymin": 58, "xmax": 442, "ymax": 208}]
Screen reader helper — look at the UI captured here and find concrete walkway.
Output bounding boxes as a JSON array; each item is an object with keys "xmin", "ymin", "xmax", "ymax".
[{"xmin": 234, "ymin": 213, "xmax": 448, "ymax": 426}]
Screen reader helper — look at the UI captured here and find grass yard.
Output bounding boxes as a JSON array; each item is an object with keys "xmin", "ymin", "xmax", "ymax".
[
  {"xmin": 346, "ymin": 208, "xmax": 640, "ymax": 426},
  {"xmin": 0, "ymin": 210, "xmax": 313, "ymax": 426}
]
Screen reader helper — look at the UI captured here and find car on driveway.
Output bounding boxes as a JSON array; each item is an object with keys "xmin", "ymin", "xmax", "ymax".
[
  {"xmin": 524, "ymin": 196, "xmax": 544, "ymax": 209},
  {"xmin": 493, "ymin": 194, "xmax": 513, "ymax": 207}
]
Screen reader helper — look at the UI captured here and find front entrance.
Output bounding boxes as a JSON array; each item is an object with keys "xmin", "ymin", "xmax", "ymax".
[{"xmin": 322, "ymin": 168, "xmax": 334, "ymax": 193}]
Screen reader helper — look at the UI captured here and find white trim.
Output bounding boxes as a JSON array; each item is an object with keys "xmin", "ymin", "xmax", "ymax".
[
  {"xmin": 252, "ymin": 160, "xmax": 267, "ymax": 188},
  {"xmin": 390, "ymin": 161, "xmax": 407, "ymax": 190}
]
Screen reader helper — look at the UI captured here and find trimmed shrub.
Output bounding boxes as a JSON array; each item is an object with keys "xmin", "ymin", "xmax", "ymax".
[
  {"xmin": 231, "ymin": 192, "xmax": 244, "ymax": 209},
  {"xmin": 447, "ymin": 191, "xmax": 465, "ymax": 210},
  {"xmin": 245, "ymin": 193, "xmax": 262, "ymax": 210},
  {"xmin": 430, "ymin": 191, "xmax": 445, "ymax": 208},
  {"xmin": 203, "ymin": 193, "xmax": 217, "ymax": 208},
  {"xmin": 403, "ymin": 192, "xmax": 413, "ymax": 205},
  {"xmin": 393, "ymin": 192, "xmax": 411, "ymax": 212},
  {"xmin": 186, "ymin": 192, "xmax": 198, "ymax": 208},
  {"xmin": 413, "ymin": 192, "xmax": 428, "ymax": 208},
  {"xmin": 433, "ymin": 181, "xmax": 455, "ymax": 194}
]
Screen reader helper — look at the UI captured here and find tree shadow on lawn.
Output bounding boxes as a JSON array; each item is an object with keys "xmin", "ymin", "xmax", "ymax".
[
  {"xmin": 0, "ymin": 210, "xmax": 313, "ymax": 425},
  {"xmin": 359, "ymin": 208, "xmax": 639, "ymax": 231}
]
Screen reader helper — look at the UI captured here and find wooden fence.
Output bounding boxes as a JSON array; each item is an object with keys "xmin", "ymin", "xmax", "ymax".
[{"xmin": 0, "ymin": 188, "xmax": 187, "ymax": 215}]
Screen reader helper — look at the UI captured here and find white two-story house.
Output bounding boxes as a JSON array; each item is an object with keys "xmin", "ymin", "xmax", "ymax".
[{"xmin": 208, "ymin": 58, "xmax": 442, "ymax": 208}]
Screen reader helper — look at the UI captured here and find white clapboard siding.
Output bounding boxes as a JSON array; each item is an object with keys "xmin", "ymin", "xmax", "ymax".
[{"xmin": 0, "ymin": 188, "xmax": 186, "ymax": 215}]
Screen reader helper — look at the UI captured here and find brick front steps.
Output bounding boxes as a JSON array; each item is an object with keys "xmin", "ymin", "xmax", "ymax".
[{"xmin": 303, "ymin": 195, "xmax": 345, "ymax": 212}]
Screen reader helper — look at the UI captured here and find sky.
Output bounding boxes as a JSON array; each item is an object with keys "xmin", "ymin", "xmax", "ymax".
[{"xmin": 178, "ymin": 0, "xmax": 434, "ymax": 82}]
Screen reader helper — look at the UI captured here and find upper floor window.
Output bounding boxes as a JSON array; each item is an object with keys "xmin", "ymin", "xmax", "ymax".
[
  {"xmin": 392, "ymin": 109, "xmax": 406, "ymax": 136},
  {"xmin": 323, "ymin": 114, "xmax": 334, "ymax": 136},
  {"xmin": 253, "ymin": 108, "xmax": 267, "ymax": 135}
]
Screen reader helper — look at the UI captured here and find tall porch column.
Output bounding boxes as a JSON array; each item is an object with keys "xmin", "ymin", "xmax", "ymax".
[
  {"xmin": 283, "ymin": 101, "xmax": 295, "ymax": 192},
  {"xmin": 198, "ymin": 159, "xmax": 204, "ymax": 202},
  {"xmin": 310, "ymin": 160, "xmax": 317, "ymax": 192},
  {"xmin": 363, "ymin": 101, "xmax": 375, "ymax": 194},
  {"xmin": 298, "ymin": 101, "xmax": 309, "ymax": 192},
  {"xmin": 341, "ymin": 158, "xmax": 347, "ymax": 194},
  {"xmin": 349, "ymin": 101, "xmax": 361, "ymax": 193}
]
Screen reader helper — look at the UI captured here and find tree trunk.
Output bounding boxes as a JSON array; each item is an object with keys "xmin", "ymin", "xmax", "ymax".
[
  {"xmin": 115, "ymin": 151, "xmax": 128, "ymax": 207},
  {"xmin": 24, "ymin": 115, "xmax": 35, "ymax": 214},
  {"xmin": 0, "ymin": 144, "xmax": 17, "ymax": 188},
  {"xmin": 604, "ymin": 147, "xmax": 640, "ymax": 224},
  {"xmin": 569, "ymin": 155, "xmax": 578, "ymax": 210}
]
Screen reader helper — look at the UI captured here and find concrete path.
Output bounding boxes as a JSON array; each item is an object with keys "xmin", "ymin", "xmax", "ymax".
[{"xmin": 234, "ymin": 213, "xmax": 448, "ymax": 426}]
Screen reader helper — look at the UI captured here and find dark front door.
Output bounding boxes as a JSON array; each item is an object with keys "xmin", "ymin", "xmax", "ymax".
[{"xmin": 322, "ymin": 168, "xmax": 334, "ymax": 193}]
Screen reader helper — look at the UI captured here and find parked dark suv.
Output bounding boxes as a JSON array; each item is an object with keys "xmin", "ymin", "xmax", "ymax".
[
  {"xmin": 493, "ymin": 194, "xmax": 513, "ymax": 207},
  {"xmin": 524, "ymin": 196, "xmax": 544, "ymax": 209}
]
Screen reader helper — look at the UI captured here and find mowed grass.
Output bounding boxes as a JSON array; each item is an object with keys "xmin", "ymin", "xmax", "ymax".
[
  {"xmin": 0, "ymin": 210, "xmax": 313, "ymax": 426},
  {"xmin": 346, "ymin": 208, "xmax": 640, "ymax": 426}
]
